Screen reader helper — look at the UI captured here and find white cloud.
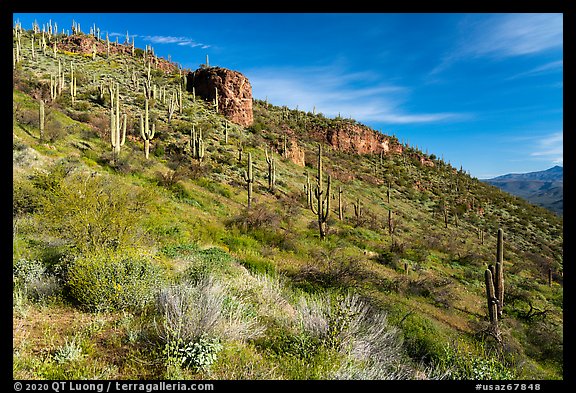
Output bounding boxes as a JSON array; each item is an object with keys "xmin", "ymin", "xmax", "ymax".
[
  {"xmin": 431, "ymin": 13, "xmax": 563, "ymax": 75},
  {"xmin": 506, "ymin": 60, "xmax": 563, "ymax": 80},
  {"xmin": 141, "ymin": 35, "xmax": 209, "ymax": 49},
  {"xmin": 530, "ymin": 131, "xmax": 563, "ymax": 165},
  {"xmin": 246, "ymin": 65, "xmax": 468, "ymax": 125},
  {"xmin": 466, "ymin": 13, "xmax": 562, "ymax": 58}
]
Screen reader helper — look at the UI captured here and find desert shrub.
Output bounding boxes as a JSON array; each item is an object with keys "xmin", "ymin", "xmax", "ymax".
[
  {"xmin": 195, "ymin": 177, "xmax": 232, "ymax": 198},
  {"xmin": 65, "ymin": 250, "xmax": 165, "ymax": 312},
  {"xmin": 39, "ymin": 171, "xmax": 150, "ymax": 253},
  {"xmin": 183, "ymin": 247, "xmax": 239, "ymax": 282},
  {"xmin": 161, "ymin": 243, "xmax": 199, "ymax": 258},
  {"xmin": 163, "ymin": 334, "xmax": 223, "ymax": 374},
  {"xmin": 299, "ymin": 247, "xmax": 361, "ymax": 287},
  {"xmin": 13, "ymin": 178, "xmax": 43, "ymax": 217},
  {"xmin": 43, "ymin": 117, "xmax": 68, "ymax": 142},
  {"xmin": 375, "ymin": 249, "xmax": 402, "ymax": 270},
  {"xmin": 289, "ymin": 291, "xmax": 411, "ymax": 379},
  {"xmin": 524, "ymin": 319, "xmax": 563, "ymax": 366},
  {"xmin": 400, "ymin": 313, "xmax": 446, "ymax": 364},
  {"xmin": 155, "ymin": 276, "xmax": 264, "ymax": 374},
  {"xmin": 239, "ymin": 255, "xmax": 276, "ymax": 276},
  {"xmin": 13, "ymin": 258, "xmax": 62, "ymax": 303},
  {"xmin": 226, "ymin": 203, "xmax": 282, "ymax": 233},
  {"xmin": 433, "ymin": 341, "xmax": 516, "ymax": 380}
]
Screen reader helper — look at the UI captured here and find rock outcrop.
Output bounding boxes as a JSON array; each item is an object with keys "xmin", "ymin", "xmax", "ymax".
[
  {"xmin": 187, "ymin": 67, "xmax": 253, "ymax": 127},
  {"xmin": 55, "ymin": 35, "xmax": 178, "ymax": 73},
  {"xmin": 285, "ymin": 138, "xmax": 306, "ymax": 167},
  {"xmin": 309, "ymin": 122, "xmax": 403, "ymax": 156}
]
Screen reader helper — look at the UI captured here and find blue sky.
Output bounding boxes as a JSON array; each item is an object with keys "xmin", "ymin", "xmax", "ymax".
[{"xmin": 13, "ymin": 13, "xmax": 563, "ymax": 179}]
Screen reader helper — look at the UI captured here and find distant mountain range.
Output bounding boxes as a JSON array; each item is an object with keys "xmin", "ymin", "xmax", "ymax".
[{"xmin": 482, "ymin": 166, "xmax": 563, "ymax": 215}]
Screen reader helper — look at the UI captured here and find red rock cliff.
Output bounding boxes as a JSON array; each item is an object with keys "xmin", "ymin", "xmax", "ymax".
[
  {"xmin": 187, "ymin": 67, "xmax": 253, "ymax": 127},
  {"xmin": 309, "ymin": 122, "xmax": 403, "ymax": 156}
]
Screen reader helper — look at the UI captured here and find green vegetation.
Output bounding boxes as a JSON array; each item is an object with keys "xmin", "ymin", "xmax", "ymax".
[{"xmin": 13, "ymin": 22, "xmax": 562, "ymax": 380}]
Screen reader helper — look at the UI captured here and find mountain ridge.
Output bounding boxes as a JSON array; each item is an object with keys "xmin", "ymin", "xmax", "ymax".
[{"xmin": 482, "ymin": 166, "xmax": 563, "ymax": 215}]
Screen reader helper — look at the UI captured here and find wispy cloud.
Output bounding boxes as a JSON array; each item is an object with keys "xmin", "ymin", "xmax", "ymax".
[
  {"xmin": 506, "ymin": 60, "xmax": 563, "ymax": 80},
  {"xmin": 431, "ymin": 13, "xmax": 563, "ymax": 75},
  {"xmin": 465, "ymin": 13, "xmax": 562, "ymax": 58},
  {"xmin": 247, "ymin": 65, "xmax": 469, "ymax": 125},
  {"xmin": 140, "ymin": 35, "xmax": 210, "ymax": 49},
  {"xmin": 530, "ymin": 131, "xmax": 563, "ymax": 165}
]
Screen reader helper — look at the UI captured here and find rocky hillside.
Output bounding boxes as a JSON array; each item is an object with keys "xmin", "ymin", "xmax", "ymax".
[{"xmin": 12, "ymin": 22, "xmax": 563, "ymax": 382}]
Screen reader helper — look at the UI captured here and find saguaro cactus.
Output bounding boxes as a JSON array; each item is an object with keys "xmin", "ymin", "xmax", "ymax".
[
  {"xmin": 190, "ymin": 125, "xmax": 205, "ymax": 163},
  {"xmin": 243, "ymin": 152, "xmax": 254, "ymax": 208},
  {"xmin": 39, "ymin": 100, "xmax": 45, "ymax": 142},
  {"xmin": 309, "ymin": 144, "xmax": 331, "ymax": 240},
  {"xmin": 140, "ymin": 99, "xmax": 155, "ymax": 159},
  {"xmin": 237, "ymin": 141, "xmax": 243, "ymax": 163},
  {"xmin": 305, "ymin": 173, "xmax": 312, "ymax": 209},
  {"xmin": 353, "ymin": 198, "xmax": 362, "ymax": 226},
  {"xmin": 70, "ymin": 63, "xmax": 77, "ymax": 106},
  {"xmin": 495, "ymin": 228, "xmax": 505, "ymax": 317},
  {"xmin": 265, "ymin": 149, "xmax": 276, "ymax": 191},
  {"xmin": 484, "ymin": 268, "xmax": 499, "ymax": 333},
  {"xmin": 338, "ymin": 186, "xmax": 343, "ymax": 220},
  {"xmin": 483, "ymin": 228, "xmax": 506, "ymax": 341},
  {"xmin": 109, "ymin": 83, "xmax": 126, "ymax": 162}
]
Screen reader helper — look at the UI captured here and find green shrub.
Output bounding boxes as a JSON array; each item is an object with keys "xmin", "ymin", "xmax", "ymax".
[
  {"xmin": 239, "ymin": 255, "xmax": 276, "ymax": 276},
  {"xmin": 184, "ymin": 247, "xmax": 239, "ymax": 282},
  {"xmin": 434, "ymin": 341, "xmax": 516, "ymax": 380},
  {"xmin": 39, "ymin": 171, "xmax": 151, "ymax": 253},
  {"xmin": 161, "ymin": 243, "xmax": 199, "ymax": 258},
  {"xmin": 65, "ymin": 251, "xmax": 165, "ymax": 312},
  {"xmin": 163, "ymin": 334, "xmax": 223, "ymax": 372},
  {"xmin": 400, "ymin": 313, "xmax": 446, "ymax": 363}
]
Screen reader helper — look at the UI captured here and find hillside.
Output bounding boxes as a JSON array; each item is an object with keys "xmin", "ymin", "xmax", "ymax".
[
  {"xmin": 12, "ymin": 22, "xmax": 563, "ymax": 382},
  {"xmin": 482, "ymin": 166, "xmax": 563, "ymax": 216}
]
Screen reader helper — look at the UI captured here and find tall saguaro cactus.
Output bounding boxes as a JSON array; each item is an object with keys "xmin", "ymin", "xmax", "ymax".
[
  {"xmin": 338, "ymin": 186, "xmax": 343, "ymax": 220},
  {"xmin": 140, "ymin": 98, "xmax": 155, "ymax": 159},
  {"xmin": 483, "ymin": 227, "xmax": 505, "ymax": 341},
  {"xmin": 353, "ymin": 198, "xmax": 362, "ymax": 226},
  {"xmin": 244, "ymin": 152, "xmax": 254, "ymax": 208},
  {"xmin": 190, "ymin": 125, "xmax": 205, "ymax": 163},
  {"xmin": 265, "ymin": 149, "xmax": 276, "ymax": 191},
  {"xmin": 39, "ymin": 100, "xmax": 45, "ymax": 142},
  {"xmin": 309, "ymin": 144, "xmax": 331, "ymax": 240},
  {"xmin": 109, "ymin": 83, "xmax": 126, "ymax": 162},
  {"xmin": 484, "ymin": 268, "xmax": 499, "ymax": 331},
  {"xmin": 495, "ymin": 228, "xmax": 505, "ymax": 317}
]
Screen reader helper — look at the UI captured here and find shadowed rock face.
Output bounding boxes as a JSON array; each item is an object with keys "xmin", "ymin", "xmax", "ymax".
[{"xmin": 187, "ymin": 67, "xmax": 253, "ymax": 127}]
